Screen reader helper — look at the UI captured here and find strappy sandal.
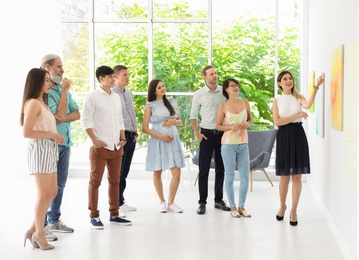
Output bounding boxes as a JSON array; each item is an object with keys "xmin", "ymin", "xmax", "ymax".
[
  {"xmin": 230, "ymin": 210, "xmax": 241, "ymax": 218},
  {"xmin": 238, "ymin": 208, "xmax": 252, "ymax": 218}
]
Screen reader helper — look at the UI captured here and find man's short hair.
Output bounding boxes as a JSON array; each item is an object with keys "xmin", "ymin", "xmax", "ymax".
[
  {"xmin": 202, "ymin": 65, "xmax": 215, "ymax": 76},
  {"xmin": 40, "ymin": 54, "xmax": 61, "ymax": 69},
  {"xmin": 113, "ymin": 65, "xmax": 128, "ymax": 74},
  {"xmin": 96, "ymin": 66, "xmax": 114, "ymax": 82}
]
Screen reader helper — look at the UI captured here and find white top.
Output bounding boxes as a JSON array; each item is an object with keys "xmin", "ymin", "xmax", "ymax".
[
  {"xmin": 189, "ymin": 85, "xmax": 226, "ymax": 129},
  {"xmin": 276, "ymin": 94, "xmax": 302, "ymax": 123},
  {"xmin": 81, "ymin": 88, "xmax": 125, "ymax": 151}
]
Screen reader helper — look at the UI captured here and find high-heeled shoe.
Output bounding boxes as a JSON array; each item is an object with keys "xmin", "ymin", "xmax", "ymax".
[
  {"xmin": 276, "ymin": 205, "xmax": 287, "ymax": 221},
  {"xmin": 24, "ymin": 230, "xmax": 33, "ymax": 247},
  {"xmin": 289, "ymin": 214, "xmax": 298, "ymax": 226},
  {"xmin": 31, "ymin": 233, "xmax": 55, "ymax": 250}
]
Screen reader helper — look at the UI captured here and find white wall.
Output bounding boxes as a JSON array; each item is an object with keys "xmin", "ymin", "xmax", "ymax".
[
  {"xmin": 0, "ymin": 0, "xmax": 62, "ymax": 169},
  {"xmin": 305, "ymin": 0, "xmax": 357, "ymax": 258}
]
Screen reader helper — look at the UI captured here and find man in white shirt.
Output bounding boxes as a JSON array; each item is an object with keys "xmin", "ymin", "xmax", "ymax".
[
  {"xmin": 190, "ymin": 65, "xmax": 230, "ymax": 215},
  {"xmin": 81, "ymin": 66, "xmax": 131, "ymax": 228}
]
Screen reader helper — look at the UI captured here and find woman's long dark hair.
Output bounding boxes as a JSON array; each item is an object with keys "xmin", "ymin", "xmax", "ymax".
[
  {"xmin": 147, "ymin": 79, "xmax": 175, "ymax": 116},
  {"xmin": 222, "ymin": 78, "xmax": 240, "ymax": 100},
  {"xmin": 20, "ymin": 68, "xmax": 49, "ymax": 126}
]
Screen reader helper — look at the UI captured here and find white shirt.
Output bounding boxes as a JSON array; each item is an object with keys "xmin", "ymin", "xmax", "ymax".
[
  {"xmin": 81, "ymin": 88, "xmax": 125, "ymax": 150},
  {"xmin": 276, "ymin": 94, "xmax": 302, "ymax": 123},
  {"xmin": 190, "ymin": 85, "xmax": 226, "ymax": 129}
]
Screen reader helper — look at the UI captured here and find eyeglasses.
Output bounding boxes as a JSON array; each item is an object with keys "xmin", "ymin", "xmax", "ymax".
[{"xmin": 228, "ymin": 84, "xmax": 239, "ymax": 87}]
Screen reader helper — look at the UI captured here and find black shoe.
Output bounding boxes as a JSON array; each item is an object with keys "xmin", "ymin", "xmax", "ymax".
[
  {"xmin": 276, "ymin": 215, "xmax": 284, "ymax": 221},
  {"xmin": 276, "ymin": 205, "xmax": 286, "ymax": 221},
  {"xmin": 197, "ymin": 203, "xmax": 206, "ymax": 215},
  {"xmin": 289, "ymin": 215, "xmax": 298, "ymax": 226},
  {"xmin": 214, "ymin": 201, "xmax": 230, "ymax": 211}
]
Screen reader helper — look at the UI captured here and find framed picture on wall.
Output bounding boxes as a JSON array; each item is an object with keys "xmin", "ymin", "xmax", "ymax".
[
  {"xmin": 316, "ymin": 72, "xmax": 325, "ymax": 138},
  {"xmin": 330, "ymin": 44, "xmax": 344, "ymax": 131}
]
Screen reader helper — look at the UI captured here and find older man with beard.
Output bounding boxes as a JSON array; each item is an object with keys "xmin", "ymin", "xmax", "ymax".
[{"xmin": 40, "ymin": 54, "xmax": 80, "ymax": 241}]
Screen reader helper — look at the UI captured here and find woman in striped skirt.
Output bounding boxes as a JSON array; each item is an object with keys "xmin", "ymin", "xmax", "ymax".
[{"xmin": 20, "ymin": 68, "xmax": 64, "ymax": 250}]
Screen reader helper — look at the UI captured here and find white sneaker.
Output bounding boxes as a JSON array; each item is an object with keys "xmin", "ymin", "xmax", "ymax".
[
  {"xmin": 120, "ymin": 203, "xmax": 137, "ymax": 212},
  {"xmin": 160, "ymin": 202, "xmax": 167, "ymax": 213},
  {"xmin": 119, "ymin": 209, "xmax": 126, "ymax": 218},
  {"xmin": 168, "ymin": 203, "xmax": 183, "ymax": 213},
  {"xmin": 47, "ymin": 220, "xmax": 74, "ymax": 233},
  {"xmin": 44, "ymin": 226, "xmax": 58, "ymax": 241}
]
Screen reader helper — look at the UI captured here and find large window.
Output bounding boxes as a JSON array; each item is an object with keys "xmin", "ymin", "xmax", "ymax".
[{"xmin": 60, "ymin": 0, "xmax": 302, "ymax": 163}]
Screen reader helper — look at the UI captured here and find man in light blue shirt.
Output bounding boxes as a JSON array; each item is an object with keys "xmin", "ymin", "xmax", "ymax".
[
  {"xmin": 190, "ymin": 65, "xmax": 230, "ymax": 215},
  {"xmin": 41, "ymin": 54, "xmax": 80, "ymax": 240},
  {"xmin": 112, "ymin": 65, "xmax": 138, "ymax": 217}
]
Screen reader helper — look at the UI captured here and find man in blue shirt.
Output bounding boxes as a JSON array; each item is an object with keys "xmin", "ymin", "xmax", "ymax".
[
  {"xmin": 112, "ymin": 65, "xmax": 138, "ymax": 217},
  {"xmin": 41, "ymin": 54, "xmax": 80, "ymax": 240},
  {"xmin": 190, "ymin": 65, "xmax": 230, "ymax": 215}
]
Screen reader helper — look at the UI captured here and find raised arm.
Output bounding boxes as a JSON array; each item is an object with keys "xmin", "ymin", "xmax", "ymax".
[
  {"xmin": 53, "ymin": 78, "xmax": 71, "ymax": 121},
  {"xmin": 301, "ymin": 74, "xmax": 325, "ymax": 109}
]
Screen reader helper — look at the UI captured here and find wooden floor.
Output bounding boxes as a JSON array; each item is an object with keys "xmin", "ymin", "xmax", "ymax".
[{"xmin": 0, "ymin": 163, "xmax": 345, "ymax": 260}]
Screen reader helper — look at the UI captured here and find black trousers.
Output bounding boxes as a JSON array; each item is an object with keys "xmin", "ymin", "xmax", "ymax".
[
  {"xmin": 198, "ymin": 131, "xmax": 224, "ymax": 204},
  {"xmin": 119, "ymin": 131, "xmax": 137, "ymax": 206}
]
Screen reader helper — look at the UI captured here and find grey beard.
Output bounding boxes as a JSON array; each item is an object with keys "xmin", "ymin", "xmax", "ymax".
[{"xmin": 50, "ymin": 71, "xmax": 63, "ymax": 84}]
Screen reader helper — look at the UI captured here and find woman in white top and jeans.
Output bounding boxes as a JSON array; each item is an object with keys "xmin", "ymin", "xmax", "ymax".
[{"xmin": 216, "ymin": 78, "xmax": 253, "ymax": 218}]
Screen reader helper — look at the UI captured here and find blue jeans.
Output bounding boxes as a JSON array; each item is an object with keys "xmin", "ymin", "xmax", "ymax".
[
  {"xmin": 119, "ymin": 131, "xmax": 136, "ymax": 206},
  {"xmin": 46, "ymin": 145, "xmax": 70, "ymax": 224},
  {"xmin": 221, "ymin": 144, "xmax": 249, "ymax": 208}
]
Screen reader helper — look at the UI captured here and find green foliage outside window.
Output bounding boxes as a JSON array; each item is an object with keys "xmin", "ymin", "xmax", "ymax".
[{"xmin": 64, "ymin": 2, "xmax": 300, "ymax": 152}]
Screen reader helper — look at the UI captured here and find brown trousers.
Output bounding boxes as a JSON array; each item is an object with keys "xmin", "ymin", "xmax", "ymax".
[{"xmin": 88, "ymin": 146, "xmax": 123, "ymax": 218}]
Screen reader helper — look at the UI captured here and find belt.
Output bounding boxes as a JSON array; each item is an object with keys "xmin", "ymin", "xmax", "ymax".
[
  {"xmin": 200, "ymin": 128, "xmax": 223, "ymax": 135},
  {"xmin": 125, "ymin": 130, "xmax": 138, "ymax": 137}
]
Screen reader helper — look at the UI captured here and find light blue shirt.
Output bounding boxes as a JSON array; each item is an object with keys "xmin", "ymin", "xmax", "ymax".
[
  {"xmin": 111, "ymin": 86, "xmax": 137, "ymax": 132},
  {"xmin": 48, "ymin": 83, "xmax": 79, "ymax": 147},
  {"xmin": 190, "ymin": 85, "xmax": 225, "ymax": 129}
]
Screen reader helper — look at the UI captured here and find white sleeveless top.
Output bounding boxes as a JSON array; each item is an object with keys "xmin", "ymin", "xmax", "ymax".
[{"xmin": 276, "ymin": 94, "xmax": 302, "ymax": 123}]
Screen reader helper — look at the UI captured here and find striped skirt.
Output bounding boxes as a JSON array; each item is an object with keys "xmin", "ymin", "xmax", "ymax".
[{"xmin": 27, "ymin": 139, "xmax": 58, "ymax": 174}]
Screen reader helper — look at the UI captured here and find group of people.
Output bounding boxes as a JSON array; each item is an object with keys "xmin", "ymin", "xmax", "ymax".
[
  {"xmin": 20, "ymin": 55, "xmax": 325, "ymax": 250},
  {"xmin": 20, "ymin": 57, "xmax": 138, "ymax": 250}
]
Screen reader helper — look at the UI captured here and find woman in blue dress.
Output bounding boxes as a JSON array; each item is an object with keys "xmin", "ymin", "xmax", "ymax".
[{"xmin": 142, "ymin": 79, "xmax": 185, "ymax": 213}]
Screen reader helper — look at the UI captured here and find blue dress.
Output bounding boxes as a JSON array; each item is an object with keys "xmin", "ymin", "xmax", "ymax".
[{"xmin": 145, "ymin": 98, "xmax": 185, "ymax": 171}]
